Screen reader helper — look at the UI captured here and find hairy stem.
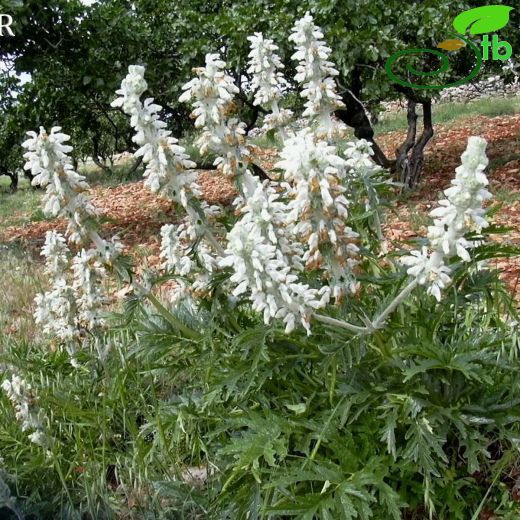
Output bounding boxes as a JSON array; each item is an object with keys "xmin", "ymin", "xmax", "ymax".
[
  {"xmin": 371, "ymin": 279, "xmax": 418, "ymax": 329},
  {"xmin": 313, "ymin": 279, "xmax": 418, "ymax": 334}
]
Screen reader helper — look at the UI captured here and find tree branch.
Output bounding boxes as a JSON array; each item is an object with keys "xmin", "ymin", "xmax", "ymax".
[{"xmin": 335, "ymin": 66, "xmax": 393, "ymax": 169}]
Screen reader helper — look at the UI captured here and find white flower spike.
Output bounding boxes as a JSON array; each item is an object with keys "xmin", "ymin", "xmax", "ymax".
[
  {"xmin": 289, "ymin": 12, "xmax": 345, "ymax": 136},
  {"xmin": 402, "ymin": 136, "xmax": 491, "ymax": 301}
]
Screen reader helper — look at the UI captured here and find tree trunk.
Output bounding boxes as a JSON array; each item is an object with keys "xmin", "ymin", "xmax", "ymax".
[
  {"xmin": 409, "ymin": 101, "xmax": 433, "ymax": 188},
  {"xmin": 92, "ymin": 155, "xmax": 111, "ymax": 174},
  {"xmin": 335, "ymin": 70, "xmax": 435, "ymax": 188},
  {"xmin": 91, "ymin": 135, "xmax": 111, "ymax": 174},
  {"xmin": 126, "ymin": 156, "xmax": 143, "ymax": 177},
  {"xmin": 1, "ymin": 168, "xmax": 18, "ymax": 191},
  {"xmin": 24, "ymin": 170, "xmax": 39, "ymax": 188},
  {"xmin": 9, "ymin": 172, "xmax": 18, "ymax": 191},
  {"xmin": 251, "ymin": 162, "xmax": 270, "ymax": 181},
  {"xmin": 395, "ymin": 100, "xmax": 418, "ymax": 185},
  {"xmin": 336, "ymin": 85, "xmax": 393, "ymax": 170},
  {"xmin": 395, "ymin": 100, "xmax": 434, "ymax": 189}
]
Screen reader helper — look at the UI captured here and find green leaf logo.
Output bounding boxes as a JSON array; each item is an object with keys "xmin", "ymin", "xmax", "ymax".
[{"xmin": 453, "ymin": 5, "xmax": 514, "ymax": 35}]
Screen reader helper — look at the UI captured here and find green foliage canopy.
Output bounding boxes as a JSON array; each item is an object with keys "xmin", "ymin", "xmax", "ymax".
[{"xmin": 0, "ymin": 0, "xmax": 517, "ymax": 187}]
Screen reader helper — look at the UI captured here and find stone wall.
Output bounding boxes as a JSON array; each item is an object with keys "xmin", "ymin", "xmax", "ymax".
[
  {"xmin": 382, "ymin": 75, "xmax": 520, "ymax": 113},
  {"xmin": 439, "ymin": 75, "xmax": 520, "ymax": 103}
]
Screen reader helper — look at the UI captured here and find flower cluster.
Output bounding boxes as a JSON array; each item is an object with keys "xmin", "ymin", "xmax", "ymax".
[
  {"xmin": 159, "ymin": 213, "xmax": 221, "ymax": 305},
  {"xmin": 22, "ymin": 126, "xmax": 122, "ymax": 260},
  {"xmin": 34, "ymin": 231, "xmax": 78, "ymax": 353},
  {"xmin": 289, "ymin": 12, "xmax": 344, "ymax": 135},
  {"xmin": 24, "ymin": 128, "xmax": 122, "ymax": 362},
  {"xmin": 72, "ymin": 249, "xmax": 108, "ymax": 330},
  {"xmin": 160, "ymin": 222, "xmax": 196, "ymax": 276},
  {"xmin": 111, "ymin": 65, "xmax": 200, "ymax": 206},
  {"xmin": 247, "ymin": 33, "xmax": 286, "ymax": 106},
  {"xmin": 1, "ymin": 375, "xmax": 47, "ymax": 446},
  {"xmin": 34, "ymin": 231, "xmax": 112, "ymax": 363},
  {"xmin": 402, "ymin": 137, "xmax": 491, "ymax": 300},
  {"xmin": 277, "ymin": 129, "xmax": 359, "ymax": 302},
  {"xmin": 27, "ymin": 15, "xmax": 497, "ymax": 343},
  {"xmin": 344, "ymin": 139, "xmax": 382, "ymax": 175},
  {"xmin": 247, "ymin": 33, "xmax": 293, "ymax": 133},
  {"xmin": 113, "ymin": 65, "xmax": 226, "ymax": 292},
  {"xmin": 220, "ymin": 174, "xmax": 328, "ymax": 333},
  {"xmin": 23, "ymin": 127, "xmax": 98, "ymax": 245},
  {"xmin": 180, "ymin": 54, "xmax": 250, "ymax": 180}
]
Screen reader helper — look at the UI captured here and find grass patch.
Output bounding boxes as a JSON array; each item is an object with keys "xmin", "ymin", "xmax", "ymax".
[
  {"xmin": 494, "ymin": 187, "xmax": 520, "ymax": 205},
  {"xmin": 406, "ymin": 202, "xmax": 431, "ymax": 233},
  {"xmin": 0, "ymin": 175, "xmax": 31, "ymax": 191},
  {"xmin": 79, "ymin": 159, "xmax": 145, "ymax": 187},
  {"xmin": 250, "ymin": 130, "xmax": 285, "ymax": 150},
  {"xmin": 375, "ymin": 96, "xmax": 520, "ymax": 135},
  {"xmin": 0, "ymin": 184, "xmax": 44, "ymax": 228},
  {"xmin": 0, "ymin": 244, "xmax": 43, "ymax": 345}
]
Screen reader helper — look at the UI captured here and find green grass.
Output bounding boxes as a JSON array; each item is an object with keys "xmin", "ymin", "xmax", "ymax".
[
  {"xmin": 0, "ymin": 175, "xmax": 31, "ymax": 190},
  {"xmin": 78, "ymin": 158, "xmax": 145, "ymax": 187},
  {"xmin": 0, "ymin": 244, "xmax": 43, "ymax": 345},
  {"xmin": 0, "ymin": 181, "xmax": 44, "ymax": 228},
  {"xmin": 494, "ymin": 187, "xmax": 520, "ymax": 205},
  {"xmin": 375, "ymin": 96, "xmax": 520, "ymax": 135}
]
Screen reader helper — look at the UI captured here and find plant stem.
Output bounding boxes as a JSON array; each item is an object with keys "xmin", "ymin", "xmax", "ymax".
[
  {"xmin": 145, "ymin": 291, "xmax": 202, "ymax": 340},
  {"xmin": 371, "ymin": 279, "xmax": 418, "ymax": 329},
  {"xmin": 312, "ymin": 279, "xmax": 418, "ymax": 334},
  {"xmin": 312, "ymin": 313, "xmax": 368, "ymax": 334},
  {"xmin": 204, "ymin": 227, "xmax": 225, "ymax": 256}
]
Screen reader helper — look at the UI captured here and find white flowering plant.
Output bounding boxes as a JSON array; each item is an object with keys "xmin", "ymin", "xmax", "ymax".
[{"xmin": 1, "ymin": 12, "xmax": 519, "ymax": 520}]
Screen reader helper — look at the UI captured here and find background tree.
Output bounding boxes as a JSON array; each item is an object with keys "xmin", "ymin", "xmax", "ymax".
[{"xmin": 0, "ymin": 0, "xmax": 518, "ymax": 189}]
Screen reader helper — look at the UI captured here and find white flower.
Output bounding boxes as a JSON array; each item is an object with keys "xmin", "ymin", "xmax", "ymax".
[
  {"xmin": 34, "ymin": 231, "xmax": 79, "ymax": 348},
  {"xmin": 344, "ymin": 139, "xmax": 381, "ymax": 173},
  {"xmin": 160, "ymin": 223, "xmax": 195, "ymax": 276},
  {"xmin": 41, "ymin": 230, "xmax": 69, "ymax": 277},
  {"xmin": 179, "ymin": 54, "xmax": 239, "ymax": 127},
  {"xmin": 112, "ymin": 65, "xmax": 200, "ymax": 204},
  {"xmin": 180, "ymin": 54, "xmax": 250, "ymax": 180},
  {"xmin": 289, "ymin": 12, "xmax": 344, "ymax": 133},
  {"xmin": 277, "ymin": 130, "xmax": 359, "ymax": 302},
  {"xmin": 262, "ymin": 108, "xmax": 294, "ymax": 132},
  {"xmin": 202, "ymin": 118, "xmax": 249, "ymax": 178},
  {"xmin": 401, "ymin": 248, "xmax": 452, "ymax": 302},
  {"xmin": 22, "ymin": 127, "xmax": 98, "ymax": 244},
  {"xmin": 72, "ymin": 248, "xmax": 108, "ymax": 330},
  {"xmin": 28, "ymin": 430, "xmax": 47, "ymax": 446},
  {"xmin": 94, "ymin": 235, "xmax": 124, "ymax": 265},
  {"xmin": 34, "ymin": 280, "xmax": 78, "ymax": 341},
  {"xmin": 114, "ymin": 68, "xmax": 226, "ymax": 310},
  {"xmin": 1, "ymin": 375, "xmax": 47, "ymax": 446},
  {"xmin": 427, "ymin": 136, "xmax": 491, "ymax": 261},
  {"xmin": 247, "ymin": 32, "xmax": 287, "ymax": 106},
  {"xmin": 111, "ymin": 64, "xmax": 147, "ymax": 114},
  {"xmin": 219, "ymin": 174, "xmax": 326, "ymax": 333},
  {"xmin": 220, "ymin": 220, "xmax": 324, "ymax": 334},
  {"xmin": 402, "ymin": 137, "xmax": 491, "ymax": 301}
]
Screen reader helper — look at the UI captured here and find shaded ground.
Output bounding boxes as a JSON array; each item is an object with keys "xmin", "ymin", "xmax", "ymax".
[{"xmin": 1, "ymin": 112, "xmax": 519, "ymax": 296}]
